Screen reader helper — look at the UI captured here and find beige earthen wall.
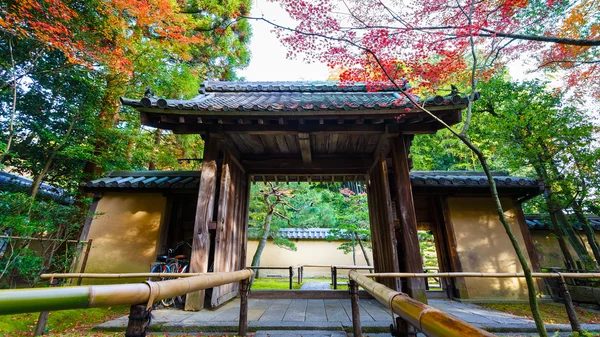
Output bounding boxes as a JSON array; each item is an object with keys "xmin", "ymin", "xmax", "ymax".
[
  {"xmin": 448, "ymin": 197, "xmax": 536, "ymax": 300},
  {"xmin": 79, "ymin": 193, "xmax": 166, "ymax": 284},
  {"xmin": 530, "ymin": 229, "xmax": 600, "ymax": 269},
  {"xmin": 246, "ymin": 239, "xmax": 373, "ymax": 278}
]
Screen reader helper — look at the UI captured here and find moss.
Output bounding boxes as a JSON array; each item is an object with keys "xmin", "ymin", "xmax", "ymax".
[
  {"xmin": 250, "ymin": 278, "xmax": 303, "ymax": 290},
  {"xmin": 0, "ymin": 306, "xmax": 129, "ymax": 336},
  {"xmin": 479, "ymin": 302, "xmax": 600, "ymax": 325}
]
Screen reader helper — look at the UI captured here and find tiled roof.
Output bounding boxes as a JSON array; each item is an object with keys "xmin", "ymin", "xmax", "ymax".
[
  {"xmin": 247, "ymin": 228, "xmax": 359, "ymax": 240},
  {"xmin": 0, "ymin": 171, "xmax": 72, "ymax": 203},
  {"xmin": 526, "ymin": 215, "xmax": 600, "ymax": 231},
  {"xmin": 83, "ymin": 170, "xmax": 541, "ymax": 193},
  {"xmin": 84, "ymin": 171, "xmax": 200, "ymax": 190},
  {"xmin": 410, "ymin": 171, "xmax": 541, "ymax": 189},
  {"xmin": 120, "ymin": 81, "xmax": 469, "ymax": 112}
]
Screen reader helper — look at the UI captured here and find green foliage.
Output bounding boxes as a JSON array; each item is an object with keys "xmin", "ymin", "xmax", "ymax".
[
  {"xmin": 0, "ymin": 192, "xmax": 88, "ymax": 287},
  {"xmin": 326, "ymin": 188, "xmax": 371, "ymax": 256}
]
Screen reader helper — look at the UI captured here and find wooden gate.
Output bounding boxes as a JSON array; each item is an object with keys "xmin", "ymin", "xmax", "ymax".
[{"xmin": 211, "ymin": 152, "xmax": 250, "ymax": 307}]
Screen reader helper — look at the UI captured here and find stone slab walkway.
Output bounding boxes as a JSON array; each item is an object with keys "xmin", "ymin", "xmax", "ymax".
[
  {"xmin": 96, "ymin": 299, "xmax": 600, "ymax": 334},
  {"xmin": 300, "ymin": 282, "xmax": 332, "ymax": 290}
]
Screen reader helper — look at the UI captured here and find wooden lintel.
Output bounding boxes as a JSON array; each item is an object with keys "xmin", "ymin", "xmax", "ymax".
[
  {"xmin": 242, "ymin": 156, "xmax": 372, "ymax": 171},
  {"xmin": 298, "ymin": 132, "xmax": 312, "ymax": 164},
  {"xmin": 185, "ymin": 124, "xmax": 387, "ymax": 135}
]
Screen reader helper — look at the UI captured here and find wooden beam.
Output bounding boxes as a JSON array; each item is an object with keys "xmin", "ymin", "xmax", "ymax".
[
  {"xmin": 389, "ymin": 134, "xmax": 427, "ymax": 303},
  {"xmin": 185, "ymin": 137, "xmax": 220, "ymax": 311},
  {"xmin": 298, "ymin": 133, "xmax": 312, "ymax": 163},
  {"xmin": 438, "ymin": 196, "xmax": 469, "ymax": 299},
  {"xmin": 242, "ymin": 156, "xmax": 372, "ymax": 171}
]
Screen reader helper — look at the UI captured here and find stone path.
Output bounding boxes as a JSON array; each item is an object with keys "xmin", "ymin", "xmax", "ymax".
[
  {"xmin": 300, "ymin": 282, "xmax": 331, "ymax": 290},
  {"xmin": 96, "ymin": 298, "xmax": 600, "ymax": 334}
]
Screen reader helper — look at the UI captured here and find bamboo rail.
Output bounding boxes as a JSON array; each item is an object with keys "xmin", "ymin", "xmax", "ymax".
[
  {"xmin": 364, "ymin": 271, "xmax": 593, "ymax": 333},
  {"xmin": 40, "ymin": 272, "xmax": 202, "ymax": 280},
  {"xmin": 365, "ymin": 272, "xmax": 600, "ymax": 278},
  {"xmin": 348, "ymin": 270, "xmax": 495, "ymax": 337},
  {"xmin": 0, "ymin": 269, "xmax": 253, "ymax": 315},
  {"xmin": 249, "ymin": 266, "xmax": 294, "ymax": 289},
  {"xmin": 0, "ymin": 235, "xmax": 89, "ymax": 244}
]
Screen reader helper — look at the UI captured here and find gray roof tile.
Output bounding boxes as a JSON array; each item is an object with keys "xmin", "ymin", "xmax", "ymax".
[
  {"xmin": 84, "ymin": 170, "xmax": 540, "ymax": 192},
  {"xmin": 526, "ymin": 215, "xmax": 600, "ymax": 231},
  {"xmin": 0, "ymin": 171, "xmax": 72, "ymax": 203},
  {"xmin": 121, "ymin": 81, "xmax": 469, "ymax": 113}
]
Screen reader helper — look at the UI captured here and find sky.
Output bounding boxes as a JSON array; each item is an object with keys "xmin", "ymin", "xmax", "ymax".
[
  {"xmin": 238, "ymin": 0, "xmax": 330, "ymax": 81},
  {"xmin": 237, "ymin": 0, "xmax": 537, "ymax": 83}
]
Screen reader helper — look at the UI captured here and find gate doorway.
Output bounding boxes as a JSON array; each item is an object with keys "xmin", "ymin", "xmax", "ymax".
[{"xmin": 122, "ymin": 81, "xmax": 469, "ymax": 311}]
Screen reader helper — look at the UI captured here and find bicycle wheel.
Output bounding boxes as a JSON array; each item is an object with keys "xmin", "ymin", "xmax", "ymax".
[
  {"xmin": 175, "ymin": 264, "xmax": 189, "ymax": 308},
  {"xmin": 160, "ymin": 263, "xmax": 176, "ymax": 307}
]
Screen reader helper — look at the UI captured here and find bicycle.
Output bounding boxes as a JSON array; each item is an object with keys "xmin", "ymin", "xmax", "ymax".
[{"xmin": 149, "ymin": 241, "xmax": 191, "ymax": 308}]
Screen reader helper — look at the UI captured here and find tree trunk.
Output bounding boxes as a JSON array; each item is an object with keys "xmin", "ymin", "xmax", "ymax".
[
  {"xmin": 30, "ymin": 152, "xmax": 55, "ymax": 200},
  {"xmin": 351, "ymin": 231, "xmax": 356, "ymax": 265},
  {"xmin": 574, "ymin": 201, "xmax": 600, "ymax": 267},
  {"xmin": 534, "ymin": 163, "xmax": 582, "ymax": 268},
  {"xmin": 355, "ymin": 232, "xmax": 372, "ymax": 267},
  {"xmin": 250, "ymin": 207, "xmax": 274, "ymax": 279}
]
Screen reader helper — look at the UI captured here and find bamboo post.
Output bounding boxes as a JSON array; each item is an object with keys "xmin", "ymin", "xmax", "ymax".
[
  {"xmin": 289, "ymin": 266, "xmax": 293, "ymax": 290},
  {"xmin": 125, "ymin": 304, "xmax": 151, "ymax": 337},
  {"xmin": 349, "ymin": 280, "xmax": 362, "ymax": 337},
  {"xmin": 77, "ymin": 239, "xmax": 93, "ymax": 286},
  {"xmin": 239, "ymin": 278, "xmax": 250, "ymax": 337},
  {"xmin": 34, "ymin": 278, "xmax": 59, "ymax": 336},
  {"xmin": 558, "ymin": 275, "xmax": 582, "ymax": 333}
]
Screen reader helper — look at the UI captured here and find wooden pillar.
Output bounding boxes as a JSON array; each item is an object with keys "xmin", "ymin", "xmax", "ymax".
[
  {"xmin": 125, "ymin": 304, "xmax": 151, "ymax": 337},
  {"xmin": 349, "ymin": 280, "xmax": 362, "ymax": 337},
  {"xmin": 185, "ymin": 136, "xmax": 220, "ymax": 311},
  {"xmin": 238, "ymin": 278, "xmax": 250, "ymax": 337},
  {"xmin": 366, "ymin": 152, "xmax": 400, "ymax": 290},
  {"xmin": 438, "ymin": 197, "xmax": 469, "ymax": 298},
  {"xmin": 389, "ymin": 135, "xmax": 427, "ymax": 303}
]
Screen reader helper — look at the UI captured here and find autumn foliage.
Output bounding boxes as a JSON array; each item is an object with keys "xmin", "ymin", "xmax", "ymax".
[{"xmin": 273, "ymin": 0, "xmax": 599, "ymax": 96}]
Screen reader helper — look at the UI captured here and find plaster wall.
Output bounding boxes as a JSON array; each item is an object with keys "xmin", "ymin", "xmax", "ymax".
[
  {"xmin": 448, "ymin": 197, "xmax": 535, "ymax": 300},
  {"xmin": 531, "ymin": 229, "xmax": 600, "ymax": 269},
  {"xmin": 246, "ymin": 239, "xmax": 373, "ymax": 278},
  {"xmin": 80, "ymin": 193, "xmax": 166, "ymax": 284}
]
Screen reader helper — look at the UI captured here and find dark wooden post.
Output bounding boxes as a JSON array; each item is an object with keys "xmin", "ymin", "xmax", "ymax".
[
  {"xmin": 389, "ymin": 135, "xmax": 427, "ymax": 304},
  {"xmin": 333, "ymin": 266, "xmax": 338, "ymax": 290},
  {"xmin": 298, "ymin": 266, "xmax": 302, "ymax": 284},
  {"xmin": 558, "ymin": 276, "xmax": 582, "ymax": 333},
  {"xmin": 34, "ymin": 278, "xmax": 59, "ymax": 336},
  {"xmin": 238, "ymin": 278, "xmax": 250, "ymax": 337},
  {"xmin": 76, "ymin": 239, "xmax": 93, "ymax": 286},
  {"xmin": 349, "ymin": 280, "xmax": 362, "ymax": 337},
  {"xmin": 289, "ymin": 266, "xmax": 293, "ymax": 290},
  {"xmin": 125, "ymin": 304, "xmax": 151, "ymax": 337},
  {"xmin": 185, "ymin": 136, "xmax": 220, "ymax": 311}
]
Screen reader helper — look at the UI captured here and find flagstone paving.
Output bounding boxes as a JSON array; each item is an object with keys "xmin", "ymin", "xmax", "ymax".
[
  {"xmin": 300, "ymin": 282, "xmax": 332, "ymax": 290},
  {"xmin": 96, "ymin": 298, "xmax": 600, "ymax": 334}
]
